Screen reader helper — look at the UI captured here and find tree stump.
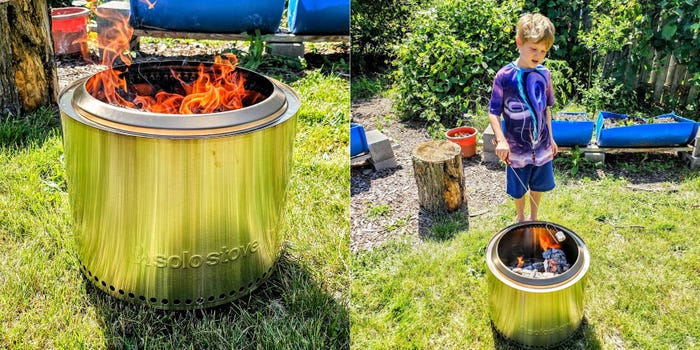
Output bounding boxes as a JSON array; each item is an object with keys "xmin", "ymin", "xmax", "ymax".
[
  {"xmin": 412, "ymin": 140, "xmax": 468, "ymax": 217},
  {"xmin": 0, "ymin": 0, "xmax": 57, "ymax": 115}
]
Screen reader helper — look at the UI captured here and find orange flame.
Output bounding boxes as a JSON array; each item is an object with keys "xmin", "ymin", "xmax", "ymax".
[
  {"xmin": 85, "ymin": 5, "xmax": 262, "ymax": 114},
  {"xmin": 538, "ymin": 229, "xmax": 561, "ymax": 251},
  {"xmin": 85, "ymin": 6, "xmax": 135, "ymax": 108},
  {"xmin": 516, "ymin": 256, "xmax": 524, "ymax": 268}
]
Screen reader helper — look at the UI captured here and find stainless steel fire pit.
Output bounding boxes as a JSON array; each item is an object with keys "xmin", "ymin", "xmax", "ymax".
[
  {"xmin": 486, "ymin": 221, "xmax": 590, "ymax": 348},
  {"xmin": 59, "ymin": 61, "xmax": 299, "ymax": 310}
]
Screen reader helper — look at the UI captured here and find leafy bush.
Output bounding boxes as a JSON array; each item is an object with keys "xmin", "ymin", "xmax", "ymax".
[
  {"xmin": 351, "ymin": 0, "xmax": 428, "ymax": 74},
  {"xmin": 545, "ymin": 59, "xmax": 577, "ymax": 110},
  {"xmin": 573, "ymin": 0, "xmax": 700, "ymax": 119},
  {"xmin": 524, "ymin": 0, "xmax": 592, "ymax": 89},
  {"xmin": 393, "ymin": 0, "xmax": 524, "ymax": 129}
]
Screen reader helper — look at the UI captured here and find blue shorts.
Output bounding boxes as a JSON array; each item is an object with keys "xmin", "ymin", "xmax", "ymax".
[{"xmin": 506, "ymin": 161, "xmax": 555, "ymax": 199}]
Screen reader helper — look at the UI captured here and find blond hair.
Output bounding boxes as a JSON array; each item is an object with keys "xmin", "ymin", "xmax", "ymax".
[{"xmin": 516, "ymin": 13, "xmax": 555, "ymax": 50}]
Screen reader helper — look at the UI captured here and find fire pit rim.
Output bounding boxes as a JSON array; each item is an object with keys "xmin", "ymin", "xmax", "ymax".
[
  {"xmin": 59, "ymin": 66, "xmax": 300, "ymax": 139},
  {"xmin": 486, "ymin": 221, "xmax": 590, "ymax": 292},
  {"xmin": 69, "ymin": 61, "xmax": 290, "ymax": 131}
]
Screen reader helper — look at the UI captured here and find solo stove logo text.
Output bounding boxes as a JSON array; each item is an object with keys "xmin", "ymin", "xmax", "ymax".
[{"xmin": 141, "ymin": 241, "xmax": 260, "ymax": 269}]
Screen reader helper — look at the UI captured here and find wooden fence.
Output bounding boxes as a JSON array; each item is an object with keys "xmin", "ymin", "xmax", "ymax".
[{"xmin": 606, "ymin": 52, "xmax": 699, "ymax": 109}]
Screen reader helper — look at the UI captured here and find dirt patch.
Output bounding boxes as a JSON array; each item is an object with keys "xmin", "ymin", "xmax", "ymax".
[{"xmin": 351, "ymin": 96, "xmax": 508, "ymax": 252}]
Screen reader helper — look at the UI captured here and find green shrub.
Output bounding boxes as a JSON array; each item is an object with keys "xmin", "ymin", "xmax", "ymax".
[
  {"xmin": 546, "ymin": 59, "xmax": 577, "ymax": 110},
  {"xmin": 393, "ymin": 0, "xmax": 524, "ymax": 129},
  {"xmin": 524, "ymin": 0, "xmax": 592, "ymax": 90},
  {"xmin": 580, "ymin": 74, "xmax": 625, "ymax": 116},
  {"xmin": 351, "ymin": 0, "xmax": 428, "ymax": 74}
]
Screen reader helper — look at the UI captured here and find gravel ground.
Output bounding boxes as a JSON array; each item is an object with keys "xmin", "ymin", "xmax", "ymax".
[
  {"xmin": 350, "ymin": 97, "xmax": 509, "ymax": 252},
  {"xmin": 350, "ymin": 97, "xmax": 695, "ymax": 253}
]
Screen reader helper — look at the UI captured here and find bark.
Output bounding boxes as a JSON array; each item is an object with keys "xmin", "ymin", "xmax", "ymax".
[
  {"xmin": 0, "ymin": 0, "xmax": 57, "ymax": 116},
  {"xmin": 411, "ymin": 140, "xmax": 468, "ymax": 217}
]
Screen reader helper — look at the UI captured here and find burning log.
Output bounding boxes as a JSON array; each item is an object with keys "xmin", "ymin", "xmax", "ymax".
[
  {"xmin": 508, "ymin": 229, "xmax": 570, "ymax": 279},
  {"xmin": 411, "ymin": 140, "xmax": 468, "ymax": 218},
  {"xmin": 510, "ymin": 247, "xmax": 570, "ymax": 279},
  {"xmin": 543, "ymin": 247, "xmax": 570, "ymax": 273}
]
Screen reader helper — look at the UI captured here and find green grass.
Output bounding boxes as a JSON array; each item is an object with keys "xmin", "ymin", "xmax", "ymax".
[
  {"xmin": 366, "ymin": 204, "xmax": 392, "ymax": 220},
  {"xmin": 350, "ymin": 74, "xmax": 390, "ymax": 101},
  {"xmin": 0, "ymin": 67, "xmax": 349, "ymax": 348},
  {"xmin": 352, "ymin": 166, "xmax": 700, "ymax": 349}
]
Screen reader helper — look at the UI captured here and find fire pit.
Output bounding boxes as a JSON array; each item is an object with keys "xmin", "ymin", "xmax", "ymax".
[
  {"xmin": 486, "ymin": 221, "xmax": 590, "ymax": 348},
  {"xmin": 59, "ymin": 60, "xmax": 299, "ymax": 310}
]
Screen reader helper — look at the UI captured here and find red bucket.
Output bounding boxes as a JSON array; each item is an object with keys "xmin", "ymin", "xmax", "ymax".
[
  {"xmin": 445, "ymin": 126, "xmax": 478, "ymax": 157},
  {"xmin": 51, "ymin": 7, "xmax": 89, "ymax": 55}
]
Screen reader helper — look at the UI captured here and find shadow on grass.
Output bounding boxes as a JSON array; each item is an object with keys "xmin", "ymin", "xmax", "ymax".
[
  {"xmin": 491, "ymin": 317, "xmax": 602, "ymax": 349},
  {"xmin": 84, "ymin": 250, "xmax": 349, "ymax": 349},
  {"xmin": 0, "ymin": 106, "xmax": 61, "ymax": 149},
  {"xmin": 418, "ymin": 209, "xmax": 470, "ymax": 242}
]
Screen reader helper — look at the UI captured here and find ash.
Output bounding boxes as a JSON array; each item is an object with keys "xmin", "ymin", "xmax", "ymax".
[{"xmin": 510, "ymin": 248, "xmax": 570, "ymax": 279}]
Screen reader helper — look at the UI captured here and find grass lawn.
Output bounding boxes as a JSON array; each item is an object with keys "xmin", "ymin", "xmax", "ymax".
[
  {"xmin": 0, "ymin": 61, "xmax": 349, "ymax": 348},
  {"xmin": 351, "ymin": 157, "xmax": 700, "ymax": 349}
]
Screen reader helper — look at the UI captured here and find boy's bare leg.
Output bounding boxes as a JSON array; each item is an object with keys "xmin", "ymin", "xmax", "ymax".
[
  {"xmin": 529, "ymin": 190, "xmax": 543, "ymax": 221},
  {"xmin": 515, "ymin": 195, "xmax": 527, "ymax": 222}
]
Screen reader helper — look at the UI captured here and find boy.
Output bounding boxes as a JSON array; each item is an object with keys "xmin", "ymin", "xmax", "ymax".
[{"xmin": 488, "ymin": 13, "xmax": 558, "ymax": 222}]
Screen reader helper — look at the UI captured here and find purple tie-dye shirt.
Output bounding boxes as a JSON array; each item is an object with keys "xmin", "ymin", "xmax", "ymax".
[{"xmin": 489, "ymin": 62, "xmax": 555, "ymax": 168}]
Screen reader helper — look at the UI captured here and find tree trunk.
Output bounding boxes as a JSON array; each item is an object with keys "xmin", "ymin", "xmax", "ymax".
[
  {"xmin": 411, "ymin": 140, "xmax": 468, "ymax": 217},
  {"xmin": 0, "ymin": 0, "xmax": 57, "ymax": 116}
]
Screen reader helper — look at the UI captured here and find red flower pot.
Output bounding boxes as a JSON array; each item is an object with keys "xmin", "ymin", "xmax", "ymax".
[{"xmin": 446, "ymin": 126, "xmax": 478, "ymax": 157}]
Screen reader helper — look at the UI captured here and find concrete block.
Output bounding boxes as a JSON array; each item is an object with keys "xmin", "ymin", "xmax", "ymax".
[
  {"xmin": 482, "ymin": 124, "xmax": 496, "ymax": 152},
  {"xmin": 370, "ymin": 158, "xmax": 398, "ymax": 171},
  {"xmin": 365, "ymin": 129, "xmax": 397, "ymax": 170},
  {"xmin": 584, "ymin": 152, "xmax": 606, "ymax": 163},
  {"xmin": 366, "ymin": 130, "xmax": 395, "ymax": 161},
  {"xmin": 96, "ymin": 1, "xmax": 131, "ymax": 28},
  {"xmin": 482, "ymin": 150, "xmax": 500, "ymax": 164},
  {"xmin": 96, "ymin": 1, "xmax": 139, "ymax": 54},
  {"xmin": 266, "ymin": 42, "xmax": 305, "ymax": 58},
  {"xmin": 684, "ymin": 153, "xmax": 700, "ymax": 170}
]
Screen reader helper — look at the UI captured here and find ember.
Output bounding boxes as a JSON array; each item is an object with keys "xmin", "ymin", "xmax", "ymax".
[{"xmin": 509, "ymin": 229, "xmax": 571, "ymax": 279}]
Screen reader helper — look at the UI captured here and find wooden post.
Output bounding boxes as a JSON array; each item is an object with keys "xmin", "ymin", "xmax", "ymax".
[
  {"xmin": 411, "ymin": 140, "xmax": 468, "ymax": 217},
  {"xmin": 0, "ymin": 0, "xmax": 57, "ymax": 115}
]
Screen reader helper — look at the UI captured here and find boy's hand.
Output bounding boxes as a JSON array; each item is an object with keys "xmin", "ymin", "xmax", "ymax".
[
  {"xmin": 494, "ymin": 139, "xmax": 511, "ymax": 165},
  {"xmin": 551, "ymin": 140, "xmax": 558, "ymax": 157}
]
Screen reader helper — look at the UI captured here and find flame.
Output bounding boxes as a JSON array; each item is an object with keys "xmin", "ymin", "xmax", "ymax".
[
  {"xmin": 516, "ymin": 256, "xmax": 524, "ymax": 268},
  {"xmin": 84, "ymin": 4, "xmax": 263, "ymax": 114},
  {"xmin": 537, "ymin": 229, "xmax": 561, "ymax": 251},
  {"xmin": 85, "ymin": 5, "xmax": 135, "ymax": 108}
]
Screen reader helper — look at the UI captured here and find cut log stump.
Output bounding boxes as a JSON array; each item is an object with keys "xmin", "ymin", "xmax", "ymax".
[
  {"xmin": 0, "ymin": 0, "xmax": 57, "ymax": 115},
  {"xmin": 412, "ymin": 140, "xmax": 468, "ymax": 217}
]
